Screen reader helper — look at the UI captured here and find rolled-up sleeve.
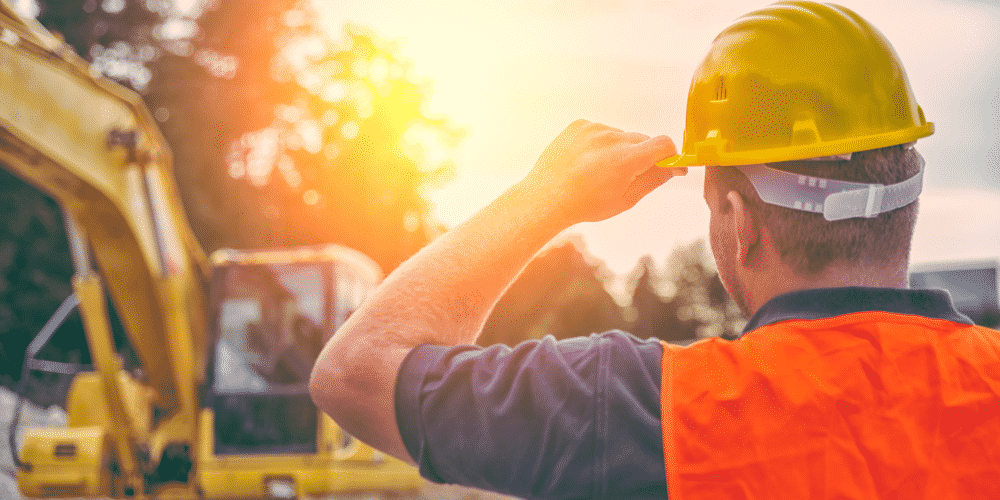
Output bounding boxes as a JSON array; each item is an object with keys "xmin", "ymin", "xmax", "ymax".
[{"xmin": 394, "ymin": 331, "xmax": 667, "ymax": 500}]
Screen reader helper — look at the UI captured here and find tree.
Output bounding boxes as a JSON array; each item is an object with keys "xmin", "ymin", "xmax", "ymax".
[
  {"xmin": 626, "ymin": 240, "xmax": 745, "ymax": 343},
  {"xmin": 1, "ymin": 0, "xmax": 462, "ymax": 392},
  {"xmin": 480, "ymin": 235, "xmax": 627, "ymax": 346},
  {"xmin": 33, "ymin": 0, "xmax": 461, "ymax": 268},
  {"xmin": 477, "ymin": 237, "xmax": 745, "ymax": 349},
  {"xmin": 149, "ymin": 0, "xmax": 462, "ymax": 270},
  {"xmin": 0, "ymin": 169, "xmax": 79, "ymax": 388},
  {"xmin": 628, "ymin": 254, "xmax": 690, "ymax": 342}
]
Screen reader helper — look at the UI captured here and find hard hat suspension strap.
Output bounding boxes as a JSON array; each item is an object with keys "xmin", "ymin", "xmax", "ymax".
[{"xmin": 735, "ymin": 154, "xmax": 924, "ymax": 222}]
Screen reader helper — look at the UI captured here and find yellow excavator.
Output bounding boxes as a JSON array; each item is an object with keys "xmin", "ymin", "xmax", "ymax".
[{"xmin": 0, "ymin": 1, "xmax": 420, "ymax": 498}]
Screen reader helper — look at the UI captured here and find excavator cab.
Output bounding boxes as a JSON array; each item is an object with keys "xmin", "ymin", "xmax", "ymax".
[
  {"xmin": 192, "ymin": 246, "xmax": 420, "ymax": 498},
  {"xmin": 209, "ymin": 259, "xmax": 324, "ymax": 455}
]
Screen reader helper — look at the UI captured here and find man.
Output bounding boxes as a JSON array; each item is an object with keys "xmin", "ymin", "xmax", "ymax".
[{"xmin": 311, "ymin": 2, "xmax": 1000, "ymax": 498}]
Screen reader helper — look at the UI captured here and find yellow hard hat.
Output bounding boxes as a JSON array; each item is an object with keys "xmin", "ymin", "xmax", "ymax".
[{"xmin": 657, "ymin": 1, "xmax": 933, "ymax": 168}]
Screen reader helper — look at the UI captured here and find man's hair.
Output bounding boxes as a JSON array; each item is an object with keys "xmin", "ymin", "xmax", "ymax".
[{"xmin": 712, "ymin": 145, "xmax": 922, "ymax": 276}]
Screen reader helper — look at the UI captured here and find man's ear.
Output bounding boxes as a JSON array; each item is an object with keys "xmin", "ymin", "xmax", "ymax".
[{"xmin": 725, "ymin": 190, "xmax": 759, "ymax": 266}]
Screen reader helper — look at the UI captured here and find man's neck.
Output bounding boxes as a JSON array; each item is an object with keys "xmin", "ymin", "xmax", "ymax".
[{"xmin": 744, "ymin": 260, "xmax": 909, "ymax": 317}]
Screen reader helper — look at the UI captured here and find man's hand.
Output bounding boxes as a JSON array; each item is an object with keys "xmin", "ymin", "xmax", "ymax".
[
  {"xmin": 310, "ymin": 120, "xmax": 684, "ymax": 464},
  {"xmin": 523, "ymin": 119, "xmax": 686, "ymax": 225}
]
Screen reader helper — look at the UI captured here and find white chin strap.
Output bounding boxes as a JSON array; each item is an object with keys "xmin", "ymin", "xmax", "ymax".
[{"xmin": 735, "ymin": 153, "xmax": 924, "ymax": 221}]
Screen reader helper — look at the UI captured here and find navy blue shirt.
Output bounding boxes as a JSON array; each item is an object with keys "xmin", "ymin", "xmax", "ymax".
[{"xmin": 394, "ymin": 287, "xmax": 972, "ymax": 500}]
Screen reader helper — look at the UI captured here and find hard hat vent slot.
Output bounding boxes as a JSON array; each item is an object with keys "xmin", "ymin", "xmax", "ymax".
[{"xmin": 713, "ymin": 76, "xmax": 728, "ymax": 102}]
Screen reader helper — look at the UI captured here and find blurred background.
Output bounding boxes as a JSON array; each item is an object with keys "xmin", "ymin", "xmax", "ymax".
[{"xmin": 0, "ymin": 0, "xmax": 998, "ymax": 495}]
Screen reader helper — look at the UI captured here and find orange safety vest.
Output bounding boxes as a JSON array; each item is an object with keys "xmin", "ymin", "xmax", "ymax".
[{"xmin": 660, "ymin": 311, "xmax": 1000, "ymax": 499}]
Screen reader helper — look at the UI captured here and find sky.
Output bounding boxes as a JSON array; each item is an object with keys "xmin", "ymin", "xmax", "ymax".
[{"xmin": 317, "ymin": 0, "xmax": 999, "ymax": 275}]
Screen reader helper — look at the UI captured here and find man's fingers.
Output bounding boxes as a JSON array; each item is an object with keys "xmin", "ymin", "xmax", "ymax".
[
  {"xmin": 614, "ymin": 134, "xmax": 681, "ymax": 181},
  {"xmin": 585, "ymin": 128, "xmax": 641, "ymax": 148},
  {"xmin": 531, "ymin": 121, "xmax": 684, "ymax": 222},
  {"xmin": 621, "ymin": 131, "xmax": 651, "ymax": 143},
  {"xmin": 634, "ymin": 135, "xmax": 678, "ymax": 163}
]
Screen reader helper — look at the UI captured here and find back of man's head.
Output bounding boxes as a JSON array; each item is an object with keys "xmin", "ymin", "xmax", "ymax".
[
  {"xmin": 661, "ymin": 1, "xmax": 933, "ymax": 279},
  {"xmin": 709, "ymin": 146, "xmax": 922, "ymax": 276}
]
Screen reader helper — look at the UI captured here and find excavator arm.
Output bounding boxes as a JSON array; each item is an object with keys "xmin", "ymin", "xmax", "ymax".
[
  {"xmin": 1, "ymin": 3, "xmax": 423, "ymax": 497},
  {"xmin": 0, "ymin": 0, "xmax": 208, "ymax": 491}
]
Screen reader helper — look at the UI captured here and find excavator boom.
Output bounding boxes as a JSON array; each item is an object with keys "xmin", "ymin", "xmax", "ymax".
[
  {"xmin": 1, "ymin": 0, "xmax": 209, "ymax": 494},
  {"xmin": 0, "ymin": 1, "xmax": 207, "ymax": 414},
  {"xmin": 1, "ymin": 2, "xmax": 421, "ymax": 497}
]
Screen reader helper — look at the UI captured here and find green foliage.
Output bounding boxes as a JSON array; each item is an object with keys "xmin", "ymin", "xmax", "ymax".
[
  {"xmin": 482, "ymin": 237, "xmax": 745, "ymax": 347},
  {"xmin": 0, "ymin": 0, "xmax": 460, "ymax": 386},
  {"xmin": 479, "ymin": 240, "xmax": 746, "ymax": 345},
  {"xmin": 626, "ymin": 241, "xmax": 745, "ymax": 343},
  {"xmin": 33, "ymin": 0, "xmax": 461, "ymax": 271},
  {"xmin": 146, "ymin": 0, "xmax": 464, "ymax": 270},
  {"xmin": 0, "ymin": 169, "xmax": 86, "ymax": 391},
  {"xmin": 480, "ymin": 235, "xmax": 626, "ymax": 346}
]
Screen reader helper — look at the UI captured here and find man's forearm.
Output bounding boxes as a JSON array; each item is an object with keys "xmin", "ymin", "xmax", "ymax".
[
  {"xmin": 369, "ymin": 178, "xmax": 570, "ymax": 347},
  {"xmin": 310, "ymin": 177, "xmax": 571, "ymax": 459},
  {"xmin": 310, "ymin": 120, "xmax": 680, "ymax": 461}
]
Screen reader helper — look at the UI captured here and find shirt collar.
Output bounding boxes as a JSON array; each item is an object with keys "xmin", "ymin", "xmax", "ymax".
[{"xmin": 740, "ymin": 287, "xmax": 974, "ymax": 337}]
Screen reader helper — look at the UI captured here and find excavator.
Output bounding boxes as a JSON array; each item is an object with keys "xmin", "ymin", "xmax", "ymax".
[{"xmin": 0, "ymin": 1, "xmax": 421, "ymax": 498}]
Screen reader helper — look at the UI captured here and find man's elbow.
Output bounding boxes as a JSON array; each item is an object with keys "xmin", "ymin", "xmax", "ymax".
[
  {"xmin": 309, "ymin": 345, "xmax": 347, "ymax": 420},
  {"xmin": 309, "ymin": 335, "xmax": 380, "ymax": 422},
  {"xmin": 309, "ymin": 358, "xmax": 331, "ymax": 416}
]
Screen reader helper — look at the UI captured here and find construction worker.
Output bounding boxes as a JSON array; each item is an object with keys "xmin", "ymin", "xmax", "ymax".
[{"xmin": 310, "ymin": 1, "xmax": 1000, "ymax": 498}]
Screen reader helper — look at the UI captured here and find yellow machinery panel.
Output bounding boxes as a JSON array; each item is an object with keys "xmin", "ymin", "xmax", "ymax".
[
  {"xmin": 197, "ymin": 408, "xmax": 421, "ymax": 499},
  {"xmin": 18, "ymin": 427, "xmax": 110, "ymax": 498}
]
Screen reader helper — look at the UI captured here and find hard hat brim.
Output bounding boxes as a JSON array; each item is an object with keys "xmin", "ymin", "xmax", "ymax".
[
  {"xmin": 655, "ymin": 154, "xmax": 704, "ymax": 168},
  {"xmin": 655, "ymin": 122, "xmax": 934, "ymax": 168}
]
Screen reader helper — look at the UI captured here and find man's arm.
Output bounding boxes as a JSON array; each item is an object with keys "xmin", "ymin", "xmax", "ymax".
[{"xmin": 309, "ymin": 120, "xmax": 683, "ymax": 462}]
